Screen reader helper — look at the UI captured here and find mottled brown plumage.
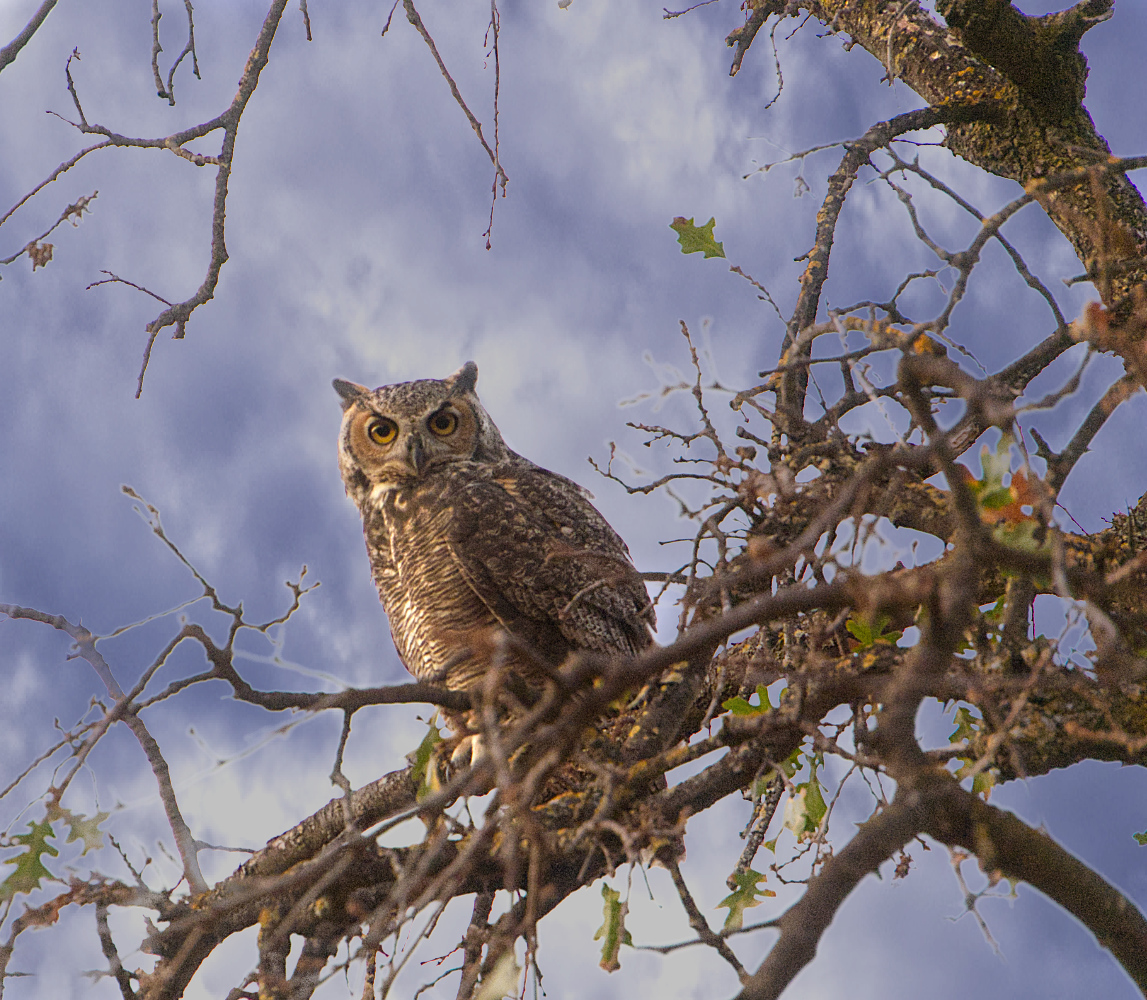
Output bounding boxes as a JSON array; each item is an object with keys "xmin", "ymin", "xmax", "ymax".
[{"xmin": 335, "ymin": 363, "xmax": 654, "ymax": 698}]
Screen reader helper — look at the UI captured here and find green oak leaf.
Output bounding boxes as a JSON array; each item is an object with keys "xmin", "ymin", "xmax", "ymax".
[
  {"xmin": 951, "ymin": 709, "xmax": 997, "ymax": 799},
  {"xmin": 670, "ymin": 216, "xmax": 726, "ymax": 258},
  {"xmin": 979, "ymin": 486, "xmax": 1013, "ymax": 510},
  {"xmin": 846, "ymin": 613, "xmax": 903, "ymax": 650},
  {"xmin": 971, "ymin": 768, "xmax": 997, "ymax": 798},
  {"xmin": 993, "ymin": 518, "xmax": 1046, "ymax": 553},
  {"xmin": 777, "ymin": 747, "xmax": 801, "ymax": 777},
  {"xmin": 46, "ymin": 803, "xmax": 109, "ymax": 855},
  {"xmin": 406, "ymin": 715, "xmax": 444, "ymax": 803},
  {"xmin": 803, "ymin": 765, "xmax": 828, "ymax": 828},
  {"xmin": 722, "ymin": 683, "xmax": 773, "ymax": 717},
  {"xmin": 1, "ymin": 819, "xmax": 59, "ymax": 900},
  {"xmin": 758, "ymin": 747, "xmax": 802, "ymax": 793},
  {"xmin": 982, "ymin": 594, "xmax": 1007, "ymax": 624},
  {"xmin": 783, "ymin": 761, "xmax": 828, "ymax": 842},
  {"xmin": 717, "ymin": 869, "xmax": 774, "ymax": 931},
  {"xmin": 980, "ymin": 435, "xmax": 1013, "ymax": 493},
  {"xmin": 950, "ymin": 705, "xmax": 980, "ymax": 743}
]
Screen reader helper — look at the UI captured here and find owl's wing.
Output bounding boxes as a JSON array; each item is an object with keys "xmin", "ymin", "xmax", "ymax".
[{"xmin": 444, "ymin": 461, "xmax": 654, "ymax": 663}]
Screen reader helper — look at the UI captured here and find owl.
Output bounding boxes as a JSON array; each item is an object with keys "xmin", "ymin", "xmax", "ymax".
[{"xmin": 334, "ymin": 362, "xmax": 654, "ymax": 708}]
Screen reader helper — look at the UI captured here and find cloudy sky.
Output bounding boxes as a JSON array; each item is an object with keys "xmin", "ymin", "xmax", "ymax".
[{"xmin": 2, "ymin": 1, "xmax": 1146, "ymax": 997}]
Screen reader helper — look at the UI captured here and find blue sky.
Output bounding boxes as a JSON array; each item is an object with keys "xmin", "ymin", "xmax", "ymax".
[{"xmin": 2, "ymin": 1, "xmax": 1146, "ymax": 997}]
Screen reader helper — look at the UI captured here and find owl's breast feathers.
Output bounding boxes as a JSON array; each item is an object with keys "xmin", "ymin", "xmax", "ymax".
[{"xmin": 364, "ymin": 458, "xmax": 653, "ymax": 689}]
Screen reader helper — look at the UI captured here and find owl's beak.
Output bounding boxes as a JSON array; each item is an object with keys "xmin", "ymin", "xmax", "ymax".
[{"xmin": 407, "ymin": 434, "xmax": 428, "ymax": 476}]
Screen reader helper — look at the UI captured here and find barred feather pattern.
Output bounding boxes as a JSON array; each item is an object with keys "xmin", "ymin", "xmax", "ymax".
[{"xmin": 336, "ymin": 364, "xmax": 654, "ymax": 694}]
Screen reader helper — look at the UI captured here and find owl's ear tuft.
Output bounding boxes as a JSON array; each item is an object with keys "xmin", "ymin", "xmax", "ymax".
[
  {"xmin": 333, "ymin": 378, "xmax": 370, "ymax": 411},
  {"xmin": 447, "ymin": 361, "xmax": 478, "ymax": 396}
]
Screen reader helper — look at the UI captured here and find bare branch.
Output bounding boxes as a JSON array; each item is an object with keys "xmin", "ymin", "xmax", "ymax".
[
  {"xmin": 1046, "ymin": 372, "xmax": 1143, "ymax": 493},
  {"xmin": 0, "ymin": 191, "xmax": 97, "ymax": 266},
  {"xmin": 163, "ymin": 1, "xmax": 202, "ymax": 105},
  {"xmin": 0, "ymin": 0, "xmax": 58, "ymax": 75},
  {"xmin": 401, "ymin": 0, "xmax": 509, "ymax": 197},
  {"xmin": 666, "ymin": 859, "xmax": 748, "ymax": 983},
  {"xmin": 777, "ymin": 103, "xmax": 1002, "ymax": 428},
  {"xmin": 0, "ymin": 603, "xmax": 207, "ymax": 893},
  {"xmin": 736, "ymin": 784, "xmax": 924, "ymax": 1000},
  {"xmin": 920, "ymin": 773, "xmax": 1147, "ymax": 991}
]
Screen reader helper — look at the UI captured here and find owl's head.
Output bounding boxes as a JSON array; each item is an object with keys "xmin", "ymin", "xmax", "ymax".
[{"xmin": 334, "ymin": 362, "xmax": 509, "ymax": 502}]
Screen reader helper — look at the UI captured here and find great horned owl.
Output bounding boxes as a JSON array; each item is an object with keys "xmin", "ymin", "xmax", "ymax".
[{"xmin": 334, "ymin": 362, "xmax": 654, "ymax": 700}]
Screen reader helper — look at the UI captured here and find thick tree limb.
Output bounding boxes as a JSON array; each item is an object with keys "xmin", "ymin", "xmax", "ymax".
[
  {"xmin": 738, "ymin": 765, "xmax": 1147, "ymax": 999},
  {"xmin": 735, "ymin": 781, "xmax": 925, "ymax": 1000},
  {"xmin": 922, "ymin": 772, "xmax": 1147, "ymax": 992},
  {"xmin": 737, "ymin": 1, "xmax": 1147, "ymax": 309}
]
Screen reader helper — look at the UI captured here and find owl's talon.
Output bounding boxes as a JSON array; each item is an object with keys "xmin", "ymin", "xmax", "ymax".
[
  {"xmin": 450, "ymin": 734, "xmax": 486, "ymax": 767},
  {"xmin": 615, "ymin": 682, "xmax": 653, "ymax": 713}
]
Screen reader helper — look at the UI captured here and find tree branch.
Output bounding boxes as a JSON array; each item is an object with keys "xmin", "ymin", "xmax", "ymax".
[
  {"xmin": 743, "ymin": 1, "xmax": 1147, "ymax": 310},
  {"xmin": 777, "ymin": 102, "xmax": 1001, "ymax": 430},
  {"xmin": 736, "ymin": 782, "xmax": 925, "ymax": 1000},
  {"xmin": 0, "ymin": 0, "xmax": 57, "ymax": 75},
  {"xmin": 921, "ymin": 772, "xmax": 1147, "ymax": 991}
]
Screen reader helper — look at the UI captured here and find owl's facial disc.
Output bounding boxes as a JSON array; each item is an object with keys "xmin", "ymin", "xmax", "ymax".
[{"xmin": 345, "ymin": 409, "xmax": 422, "ymax": 481}]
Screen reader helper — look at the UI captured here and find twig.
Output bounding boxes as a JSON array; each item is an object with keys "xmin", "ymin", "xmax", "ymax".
[
  {"xmin": 456, "ymin": 891, "xmax": 494, "ymax": 1000},
  {"xmin": 482, "ymin": 0, "xmax": 503, "ymax": 249},
  {"xmin": 1047, "ymin": 373, "xmax": 1142, "ymax": 493},
  {"xmin": 150, "ymin": 0, "xmax": 166, "ymax": 98},
  {"xmin": 729, "ymin": 774, "xmax": 784, "ymax": 886},
  {"xmin": 735, "ymin": 784, "xmax": 925, "ymax": 1000},
  {"xmin": 0, "ymin": 143, "xmax": 109, "ymax": 230},
  {"xmin": 0, "ymin": 191, "xmax": 97, "ymax": 266},
  {"xmin": 402, "ymin": 0, "xmax": 508, "ymax": 194},
  {"xmin": 777, "ymin": 102, "xmax": 1001, "ymax": 427},
  {"xmin": 96, "ymin": 900, "xmax": 137, "ymax": 999},
  {"xmin": 164, "ymin": 0, "xmax": 202, "ymax": 104},
  {"xmin": 0, "ymin": 604, "xmax": 207, "ymax": 892},
  {"xmin": 666, "ymin": 859, "xmax": 748, "ymax": 983}
]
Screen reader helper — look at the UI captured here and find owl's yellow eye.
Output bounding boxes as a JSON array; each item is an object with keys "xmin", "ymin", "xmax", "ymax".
[
  {"xmin": 428, "ymin": 409, "xmax": 458, "ymax": 436},
  {"xmin": 367, "ymin": 417, "xmax": 398, "ymax": 446}
]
